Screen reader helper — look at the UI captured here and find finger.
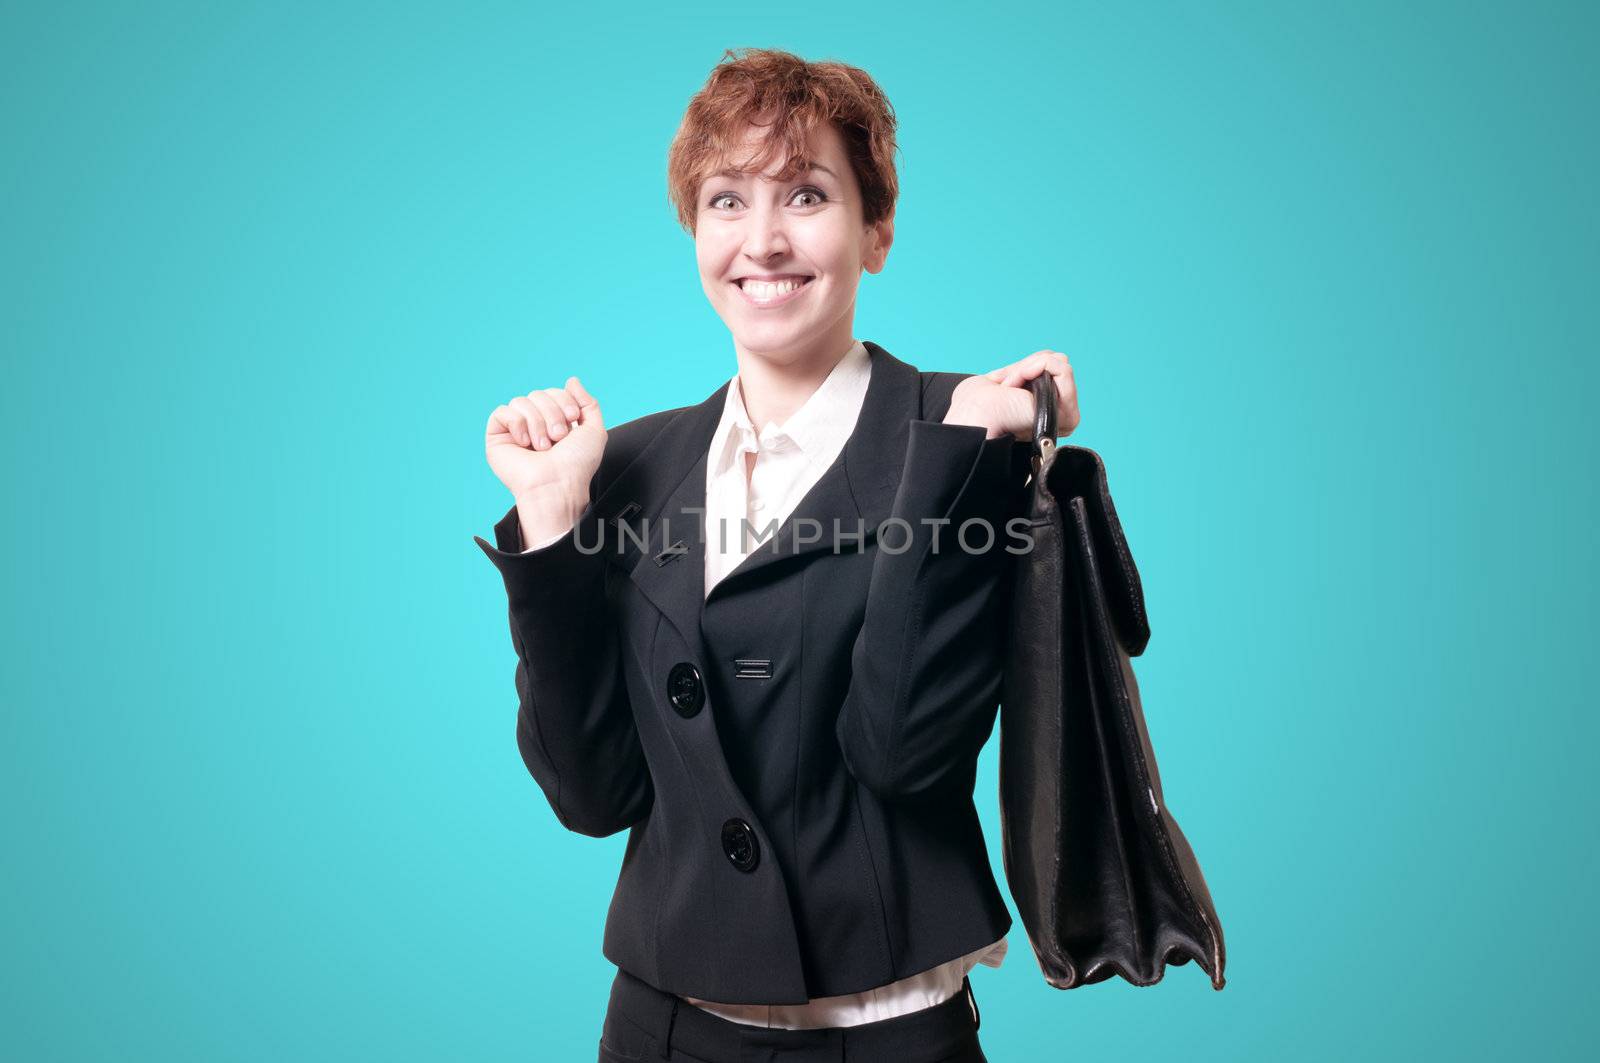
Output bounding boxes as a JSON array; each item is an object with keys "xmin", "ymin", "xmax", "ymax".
[
  {"xmin": 1051, "ymin": 371, "xmax": 1073, "ymax": 401},
  {"xmin": 1010, "ymin": 350, "xmax": 1071, "ymax": 388},
  {"xmin": 543, "ymin": 386, "xmax": 581, "ymax": 425},
  {"xmin": 526, "ymin": 391, "xmax": 568, "ymax": 444},
  {"xmin": 1001, "ymin": 363, "xmax": 1036, "ymax": 387},
  {"xmin": 566, "ymin": 376, "xmax": 604, "ymax": 430},
  {"xmin": 1059, "ymin": 391, "xmax": 1081, "ymax": 435},
  {"xmin": 1052, "ymin": 367, "xmax": 1080, "ymax": 435},
  {"xmin": 1003, "ymin": 353, "xmax": 1051, "ymax": 385},
  {"xmin": 507, "ymin": 402, "xmax": 534, "ymax": 448},
  {"xmin": 1021, "ymin": 350, "xmax": 1070, "ymax": 377},
  {"xmin": 487, "ymin": 405, "xmax": 520, "ymax": 445},
  {"xmin": 502, "ymin": 400, "xmax": 534, "ymax": 445},
  {"xmin": 496, "ymin": 402, "xmax": 532, "ymax": 448},
  {"xmin": 1047, "ymin": 355, "xmax": 1074, "ymax": 388},
  {"xmin": 566, "ymin": 376, "xmax": 598, "ymax": 412},
  {"xmin": 509, "ymin": 396, "xmax": 549, "ymax": 448}
]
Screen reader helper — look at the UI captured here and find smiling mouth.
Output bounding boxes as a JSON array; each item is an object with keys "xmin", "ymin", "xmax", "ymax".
[{"xmin": 734, "ymin": 276, "xmax": 814, "ymax": 307}]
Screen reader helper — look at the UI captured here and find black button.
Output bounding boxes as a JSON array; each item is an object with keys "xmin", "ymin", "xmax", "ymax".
[
  {"xmin": 721, "ymin": 818, "xmax": 759, "ymax": 872},
  {"xmin": 667, "ymin": 662, "xmax": 703, "ymax": 718}
]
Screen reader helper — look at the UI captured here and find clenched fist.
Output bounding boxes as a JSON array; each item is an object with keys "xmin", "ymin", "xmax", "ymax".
[{"xmin": 485, "ymin": 377, "xmax": 607, "ymax": 549}]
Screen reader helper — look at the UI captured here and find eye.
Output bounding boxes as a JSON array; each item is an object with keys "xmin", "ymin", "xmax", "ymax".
[{"xmin": 704, "ymin": 187, "xmax": 828, "ymax": 211}]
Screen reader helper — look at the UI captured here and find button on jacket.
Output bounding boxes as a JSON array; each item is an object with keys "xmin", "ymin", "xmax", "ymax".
[{"xmin": 474, "ymin": 340, "xmax": 1033, "ymax": 1007}]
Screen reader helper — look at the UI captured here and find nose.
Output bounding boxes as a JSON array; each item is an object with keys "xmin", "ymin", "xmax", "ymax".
[{"xmin": 740, "ymin": 200, "xmax": 790, "ymax": 263}]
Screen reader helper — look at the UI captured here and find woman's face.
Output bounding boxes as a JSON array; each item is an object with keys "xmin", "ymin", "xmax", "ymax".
[{"xmin": 694, "ymin": 121, "xmax": 893, "ymax": 367}]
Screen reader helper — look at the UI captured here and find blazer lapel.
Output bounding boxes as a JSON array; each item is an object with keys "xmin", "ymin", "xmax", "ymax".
[
  {"xmin": 593, "ymin": 385, "xmax": 724, "ymax": 651},
  {"xmin": 707, "ymin": 341, "xmax": 921, "ymax": 599}
]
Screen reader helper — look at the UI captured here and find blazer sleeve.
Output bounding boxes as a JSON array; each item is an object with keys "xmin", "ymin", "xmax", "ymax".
[
  {"xmin": 834, "ymin": 417, "xmax": 1028, "ymax": 802},
  {"xmin": 474, "ymin": 498, "xmax": 653, "ymax": 838}
]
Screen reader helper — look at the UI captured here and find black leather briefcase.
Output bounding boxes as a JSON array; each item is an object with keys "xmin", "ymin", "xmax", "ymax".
[{"xmin": 998, "ymin": 373, "xmax": 1227, "ymax": 990}]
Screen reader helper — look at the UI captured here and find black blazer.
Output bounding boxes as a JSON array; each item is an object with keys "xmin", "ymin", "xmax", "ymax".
[{"xmin": 474, "ymin": 341, "xmax": 1033, "ymax": 1005}]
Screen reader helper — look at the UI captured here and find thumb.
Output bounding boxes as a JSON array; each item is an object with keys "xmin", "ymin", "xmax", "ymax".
[
  {"xmin": 566, "ymin": 376, "xmax": 602, "ymax": 421},
  {"xmin": 566, "ymin": 376, "xmax": 596, "ymax": 406}
]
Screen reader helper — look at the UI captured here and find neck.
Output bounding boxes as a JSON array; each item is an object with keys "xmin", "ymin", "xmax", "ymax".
[{"xmin": 731, "ymin": 319, "xmax": 859, "ymax": 431}]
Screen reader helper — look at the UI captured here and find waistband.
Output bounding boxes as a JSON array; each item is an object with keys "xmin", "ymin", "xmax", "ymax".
[{"xmin": 606, "ymin": 968, "xmax": 981, "ymax": 1062}]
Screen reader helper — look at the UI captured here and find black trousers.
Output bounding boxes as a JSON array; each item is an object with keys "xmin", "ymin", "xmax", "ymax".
[{"xmin": 598, "ymin": 967, "xmax": 988, "ymax": 1062}]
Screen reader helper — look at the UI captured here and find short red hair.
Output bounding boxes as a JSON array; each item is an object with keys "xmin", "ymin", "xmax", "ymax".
[{"xmin": 667, "ymin": 47, "xmax": 900, "ymax": 236}]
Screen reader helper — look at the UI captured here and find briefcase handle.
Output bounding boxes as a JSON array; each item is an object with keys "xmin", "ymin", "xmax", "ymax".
[{"xmin": 1027, "ymin": 373, "xmax": 1058, "ymax": 480}]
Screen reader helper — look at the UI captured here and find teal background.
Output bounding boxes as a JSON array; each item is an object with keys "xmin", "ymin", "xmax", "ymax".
[{"xmin": 3, "ymin": 1, "xmax": 1594, "ymax": 1059}]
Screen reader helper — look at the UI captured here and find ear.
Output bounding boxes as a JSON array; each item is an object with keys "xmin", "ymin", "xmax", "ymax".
[{"xmin": 863, "ymin": 208, "xmax": 895, "ymax": 274}]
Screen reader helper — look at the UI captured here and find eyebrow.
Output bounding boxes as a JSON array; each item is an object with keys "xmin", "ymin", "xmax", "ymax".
[{"xmin": 709, "ymin": 162, "xmax": 840, "ymax": 182}]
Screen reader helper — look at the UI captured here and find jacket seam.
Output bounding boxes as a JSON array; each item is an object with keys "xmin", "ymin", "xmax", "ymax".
[
  {"xmin": 507, "ymin": 615, "xmax": 569, "ymax": 831},
  {"xmin": 794, "ymin": 570, "xmax": 806, "ymax": 895},
  {"xmin": 884, "ymin": 581, "xmax": 924, "ymax": 794},
  {"xmin": 849, "ymin": 779, "xmax": 896, "ymax": 975},
  {"xmin": 883, "ymin": 431, "xmax": 992, "ymax": 794}
]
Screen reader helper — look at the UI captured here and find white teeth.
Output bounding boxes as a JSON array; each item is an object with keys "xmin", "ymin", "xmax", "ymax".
[{"xmin": 741, "ymin": 278, "xmax": 808, "ymax": 300}]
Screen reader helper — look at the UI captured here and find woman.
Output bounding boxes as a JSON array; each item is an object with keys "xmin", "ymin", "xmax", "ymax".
[{"xmin": 477, "ymin": 48, "xmax": 1078, "ymax": 1063}]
